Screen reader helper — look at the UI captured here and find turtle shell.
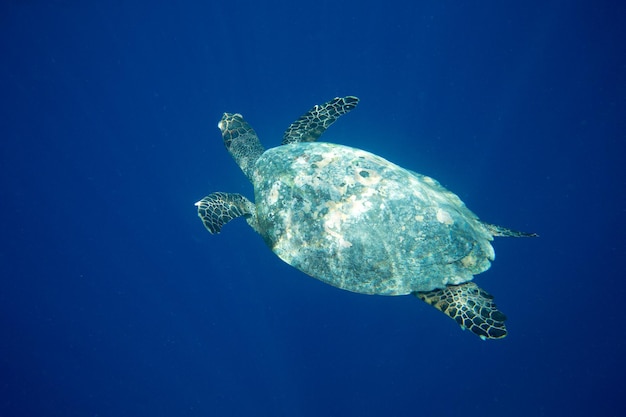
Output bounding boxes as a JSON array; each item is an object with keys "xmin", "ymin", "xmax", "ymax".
[{"xmin": 252, "ymin": 142, "xmax": 496, "ymax": 295}]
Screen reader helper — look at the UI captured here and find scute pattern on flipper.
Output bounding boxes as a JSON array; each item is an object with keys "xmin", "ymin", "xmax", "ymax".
[
  {"xmin": 282, "ymin": 96, "xmax": 359, "ymax": 145},
  {"xmin": 415, "ymin": 282, "xmax": 507, "ymax": 339},
  {"xmin": 195, "ymin": 192, "xmax": 254, "ymax": 234}
]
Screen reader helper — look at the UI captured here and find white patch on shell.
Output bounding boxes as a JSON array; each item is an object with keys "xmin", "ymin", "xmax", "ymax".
[
  {"xmin": 436, "ymin": 208, "xmax": 454, "ymax": 225},
  {"xmin": 323, "ymin": 207, "xmax": 352, "ymax": 248},
  {"xmin": 322, "ymin": 192, "xmax": 375, "ymax": 249},
  {"xmin": 422, "ymin": 175, "xmax": 436, "ymax": 185},
  {"xmin": 461, "ymin": 253, "xmax": 478, "ymax": 268},
  {"xmin": 441, "ymin": 274, "xmax": 469, "ymax": 286},
  {"xmin": 268, "ymin": 181, "xmax": 281, "ymax": 205}
]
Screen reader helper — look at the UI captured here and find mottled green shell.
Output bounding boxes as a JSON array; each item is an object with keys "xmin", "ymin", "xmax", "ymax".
[{"xmin": 252, "ymin": 142, "xmax": 496, "ymax": 295}]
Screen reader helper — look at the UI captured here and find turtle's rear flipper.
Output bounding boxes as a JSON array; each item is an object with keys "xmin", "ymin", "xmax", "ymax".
[
  {"xmin": 414, "ymin": 282, "xmax": 508, "ymax": 340},
  {"xmin": 282, "ymin": 96, "xmax": 359, "ymax": 145},
  {"xmin": 195, "ymin": 192, "xmax": 255, "ymax": 234}
]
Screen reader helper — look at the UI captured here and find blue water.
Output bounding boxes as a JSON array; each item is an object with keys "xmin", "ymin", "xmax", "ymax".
[{"xmin": 1, "ymin": 1, "xmax": 624, "ymax": 416}]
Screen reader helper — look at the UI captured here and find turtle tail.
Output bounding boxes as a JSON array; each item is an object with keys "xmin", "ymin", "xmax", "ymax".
[{"xmin": 482, "ymin": 222, "xmax": 538, "ymax": 238}]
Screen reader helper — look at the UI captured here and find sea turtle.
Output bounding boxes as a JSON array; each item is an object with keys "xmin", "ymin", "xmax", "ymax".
[{"xmin": 195, "ymin": 96, "xmax": 536, "ymax": 340}]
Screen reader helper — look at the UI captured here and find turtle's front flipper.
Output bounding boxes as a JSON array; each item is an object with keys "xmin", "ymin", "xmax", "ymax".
[
  {"xmin": 414, "ymin": 282, "xmax": 507, "ymax": 340},
  {"xmin": 282, "ymin": 96, "xmax": 359, "ymax": 145},
  {"xmin": 195, "ymin": 192, "xmax": 255, "ymax": 234}
]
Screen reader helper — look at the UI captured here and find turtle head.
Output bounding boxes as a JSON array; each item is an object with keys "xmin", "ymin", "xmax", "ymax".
[{"xmin": 218, "ymin": 112, "xmax": 265, "ymax": 182}]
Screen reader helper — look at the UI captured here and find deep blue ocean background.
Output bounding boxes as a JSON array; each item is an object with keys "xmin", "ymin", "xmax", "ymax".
[{"xmin": 2, "ymin": 1, "xmax": 625, "ymax": 416}]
